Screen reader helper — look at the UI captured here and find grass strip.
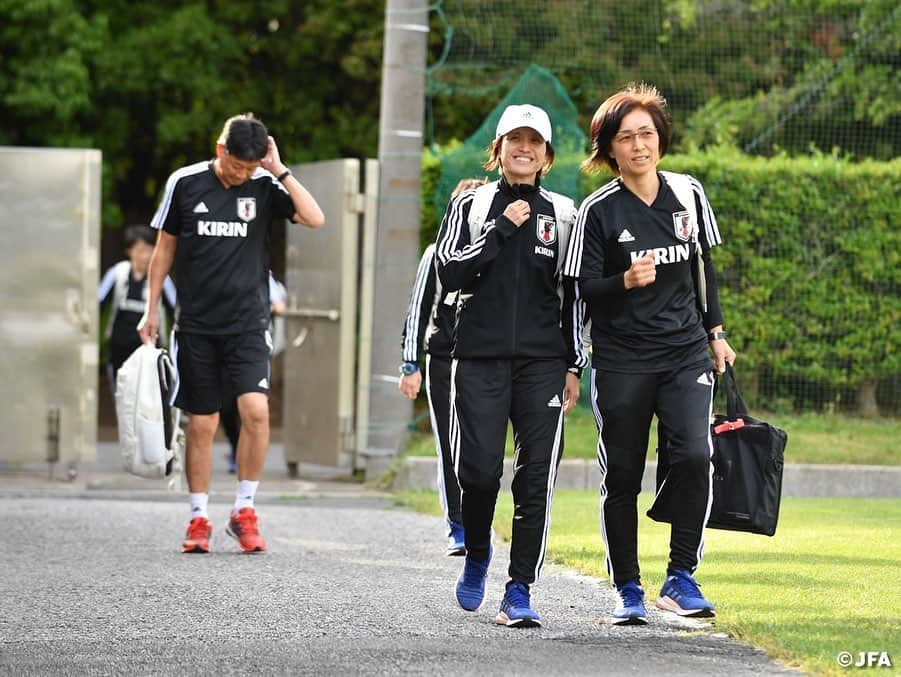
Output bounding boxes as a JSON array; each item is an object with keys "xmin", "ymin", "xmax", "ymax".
[
  {"xmin": 402, "ymin": 405, "xmax": 901, "ymax": 465},
  {"xmin": 394, "ymin": 489, "xmax": 901, "ymax": 676}
]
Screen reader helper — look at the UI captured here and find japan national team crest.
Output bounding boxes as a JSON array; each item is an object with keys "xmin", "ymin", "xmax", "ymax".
[
  {"xmin": 536, "ymin": 214, "xmax": 557, "ymax": 244},
  {"xmin": 237, "ymin": 197, "xmax": 257, "ymax": 222},
  {"xmin": 672, "ymin": 210, "xmax": 691, "ymax": 242}
]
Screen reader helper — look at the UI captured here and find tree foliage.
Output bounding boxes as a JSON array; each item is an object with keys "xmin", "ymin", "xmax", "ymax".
[
  {"xmin": 1, "ymin": 0, "xmax": 897, "ymax": 228},
  {"xmin": 0, "ymin": 0, "xmax": 386, "ymax": 227},
  {"xmin": 663, "ymin": 149, "xmax": 900, "ymax": 412},
  {"xmin": 427, "ymin": 0, "xmax": 900, "ymax": 159}
]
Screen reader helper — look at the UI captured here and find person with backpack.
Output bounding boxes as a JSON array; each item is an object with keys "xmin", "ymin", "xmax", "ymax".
[
  {"xmin": 434, "ymin": 105, "xmax": 585, "ymax": 628},
  {"xmin": 138, "ymin": 113, "xmax": 324, "ymax": 555},
  {"xmin": 562, "ymin": 83, "xmax": 736, "ymax": 625},
  {"xmin": 98, "ymin": 224, "xmax": 176, "ymax": 397},
  {"xmin": 398, "ymin": 178, "xmax": 486, "ymax": 557}
]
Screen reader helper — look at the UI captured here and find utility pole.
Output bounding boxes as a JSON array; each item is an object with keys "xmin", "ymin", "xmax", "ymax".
[{"xmin": 362, "ymin": 0, "xmax": 429, "ymax": 472}]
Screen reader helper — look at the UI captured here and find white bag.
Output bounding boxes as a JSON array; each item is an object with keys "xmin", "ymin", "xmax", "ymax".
[{"xmin": 115, "ymin": 343, "xmax": 183, "ymax": 479}]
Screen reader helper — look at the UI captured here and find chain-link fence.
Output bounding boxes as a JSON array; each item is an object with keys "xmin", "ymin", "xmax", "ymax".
[{"xmin": 423, "ymin": 0, "xmax": 900, "ymax": 416}]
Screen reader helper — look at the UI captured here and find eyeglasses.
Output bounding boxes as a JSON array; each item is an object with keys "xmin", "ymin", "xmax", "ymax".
[{"xmin": 613, "ymin": 128, "xmax": 658, "ymax": 145}]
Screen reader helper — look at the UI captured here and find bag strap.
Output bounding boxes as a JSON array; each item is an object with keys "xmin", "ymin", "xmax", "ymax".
[
  {"xmin": 547, "ymin": 190, "xmax": 575, "ymax": 277},
  {"xmin": 468, "ymin": 181, "xmax": 499, "ymax": 243},
  {"xmin": 720, "ymin": 363, "xmax": 749, "ymax": 418},
  {"xmin": 661, "ymin": 171, "xmax": 706, "ymax": 312},
  {"xmin": 157, "ymin": 350, "xmax": 175, "ymax": 448}
]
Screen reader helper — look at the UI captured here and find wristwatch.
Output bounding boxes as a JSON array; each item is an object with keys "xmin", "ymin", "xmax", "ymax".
[
  {"xmin": 708, "ymin": 330, "xmax": 728, "ymax": 342},
  {"xmin": 399, "ymin": 362, "xmax": 419, "ymax": 376}
]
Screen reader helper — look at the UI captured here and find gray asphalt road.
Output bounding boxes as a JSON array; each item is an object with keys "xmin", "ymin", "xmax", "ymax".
[{"xmin": 1, "ymin": 495, "xmax": 792, "ymax": 676}]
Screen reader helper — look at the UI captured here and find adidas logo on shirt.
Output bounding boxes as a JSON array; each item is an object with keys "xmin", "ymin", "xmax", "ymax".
[
  {"xmin": 258, "ymin": 378, "xmax": 269, "ymax": 389},
  {"xmin": 193, "ymin": 201, "xmax": 209, "ymax": 213},
  {"xmin": 617, "ymin": 229, "xmax": 635, "ymax": 243},
  {"xmin": 547, "ymin": 394, "xmax": 562, "ymax": 408}
]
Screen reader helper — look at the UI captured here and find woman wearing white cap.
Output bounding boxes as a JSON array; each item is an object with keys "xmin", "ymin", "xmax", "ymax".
[{"xmin": 435, "ymin": 104, "xmax": 587, "ymax": 628}]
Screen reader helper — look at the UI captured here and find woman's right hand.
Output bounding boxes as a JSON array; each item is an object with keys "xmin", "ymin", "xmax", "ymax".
[
  {"xmin": 623, "ymin": 253, "xmax": 656, "ymax": 289},
  {"xmin": 503, "ymin": 199, "xmax": 531, "ymax": 227}
]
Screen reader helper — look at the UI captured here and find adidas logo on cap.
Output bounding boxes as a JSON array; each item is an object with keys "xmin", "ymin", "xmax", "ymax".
[{"xmin": 495, "ymin": 104, "xmax": 552, "ymax": 143}]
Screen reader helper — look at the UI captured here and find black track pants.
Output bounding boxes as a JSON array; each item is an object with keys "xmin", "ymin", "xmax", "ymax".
[
  {"xmin": 425, "ymin": 355, "xmax": 462, "ymax": 526},
  {"xmin": 591, "ymin": 362, "xmax": 714, "ymax": 587},
  {"xmin": 450, "ymin": 357, "xmax": 566, "ymax": 585}
]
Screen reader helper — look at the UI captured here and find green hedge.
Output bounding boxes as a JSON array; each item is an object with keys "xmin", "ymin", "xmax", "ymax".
[
  {"xmin": 422, "ymin": 147, "xmax": 901, "ymax": 414},
  {"xmin": 661, "ymin": 149, "xmax": 900, "ymax": 414}
]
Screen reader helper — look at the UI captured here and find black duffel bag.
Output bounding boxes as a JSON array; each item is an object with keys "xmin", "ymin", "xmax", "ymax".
[{"xmin": 648, "ymin": 364, "xmax": 787, "ymax": 536}]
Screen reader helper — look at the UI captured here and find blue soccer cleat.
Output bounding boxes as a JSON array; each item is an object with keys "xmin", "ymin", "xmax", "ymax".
[
  {"xmin": 656, "ymin": 569, "xmax": 715, "ymax": 618},
  {"xmin": 455, "ymin": 548, "xmax": 491, "ymax": 611},
  {"xmin": 611, "ymin": 580, "xmax": 648, "ymax": 625},
  {"xmin": 447, "ymin": 521, "xmax": 466, "ymax": 556},
  {"xmin": 495, "ymin": 581, "xmax": 541, "ymax": 628}
]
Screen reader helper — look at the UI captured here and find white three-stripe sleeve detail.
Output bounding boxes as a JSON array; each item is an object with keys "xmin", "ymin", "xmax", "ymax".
[
  {"xmin": 149, "ymin": 161, "xmax": 208, "ymax": 231},
  {"xmin": 402, "ymin": 245, "xmax": 436, "ymax": 362},
  {"xmin": 688, "ymin": 176, "xmax": 722, "ymax": 247},
  {"xmin": 572, "ymin": 280, "xmax": 590, "ymax": 369},
  {"xmin": 435, "ymin": 192, "xmax": 474, "ymax": 266},
  {"xmin": 563, "ymin": 181, "xmax": 620, "ymax": 279}
]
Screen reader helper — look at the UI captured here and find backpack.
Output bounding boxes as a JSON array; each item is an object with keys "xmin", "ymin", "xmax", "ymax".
[
  {"xmin": 115, "ymin": 343, "xmax": 183, "ymax": 482},
  {"xmin": 660, "ymin": 171, "xmax": 707, "ymax": 312},
  {"xmin": 467, "ymin": 181, "xmax": 576, "ymax": 277},
  {"xmin": 105, "ymin": 261, "xmax": 169, "ymax": 340}
]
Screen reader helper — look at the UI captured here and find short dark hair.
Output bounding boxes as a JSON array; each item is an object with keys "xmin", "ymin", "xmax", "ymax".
[
  {"xmin": 582, "ymin": 82, "xmax": 671, "ymax": 175},
  {"xmin": 217, "ymin": 113, "xmax": 269, "ymax": 161},
  {"xmin": 124, "ymin": 224, "xmax": 156, "ymax": 247}
]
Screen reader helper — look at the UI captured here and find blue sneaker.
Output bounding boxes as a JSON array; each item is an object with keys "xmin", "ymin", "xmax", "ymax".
[
  {"xmin": 455, "ymin": 549, "xmax": 491, "ymax": 611},
  {"xmin": 612, "ymin": 580, "xmax": 647, "ymax": 626},
  {"xmin": 496, "ymin": 581, "xmax": 541, "ymax": 628},
  {"xmin": 656, "ymin": 569, "xmax": 715, "ymax": 618},
  {"xmin": 447, "ymin": 521, "xmax": 466, "ymax": 556}
]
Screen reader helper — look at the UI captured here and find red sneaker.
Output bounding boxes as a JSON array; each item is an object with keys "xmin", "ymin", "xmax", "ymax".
[
  {"xmin": 182, "ymin": 517, "xmax": 212, "ymax": 553},
  {"xmin": 226, "ymin": 507, "xmax": 267, "ymax": 553}
]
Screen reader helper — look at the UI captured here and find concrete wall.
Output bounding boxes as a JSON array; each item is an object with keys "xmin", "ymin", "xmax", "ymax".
[{"xmin": 392, "ymin": 457, "xmax": 901, "ymax": 498}]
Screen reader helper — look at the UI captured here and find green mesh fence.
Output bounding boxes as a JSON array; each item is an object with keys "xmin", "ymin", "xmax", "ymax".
[
  {"xmin": 426, "ymin": 1, "xmax": 900, "ymax": 161},
  {"xmin": 422, "ymin": 1, "xmax": 901, "ymax": 417},
  {"xmin": 432, "ymin": 65, "xmax": 587, "ymax": 222}
]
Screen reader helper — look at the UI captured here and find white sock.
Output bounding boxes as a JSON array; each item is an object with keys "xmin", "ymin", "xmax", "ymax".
[
  {"xmin": 189, "ymin": 493, "xmax": 209, "ymax": 520},
  {"xmin": 234, "ymin": 480, "xmax": 259, "ymax": 512}
]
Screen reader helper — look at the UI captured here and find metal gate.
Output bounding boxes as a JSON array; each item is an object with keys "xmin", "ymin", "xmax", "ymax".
[
  {"xmin": 282, "ymin": 159, "xmax": 378, "ymax": 473},
  {"xmin": 0, "ymin": 147, "xmax": 101, "ymax": 467}
]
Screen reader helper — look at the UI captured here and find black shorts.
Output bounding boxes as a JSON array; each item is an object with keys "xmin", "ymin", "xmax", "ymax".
[{"xmin": 172, "ymin": 330, "xmax": 272, "ymax": 415}]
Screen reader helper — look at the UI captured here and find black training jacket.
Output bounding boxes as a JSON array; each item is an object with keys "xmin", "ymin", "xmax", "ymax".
[{"xmin": 435, "ymin": 176, "xmax": 579, "ymax": 367}]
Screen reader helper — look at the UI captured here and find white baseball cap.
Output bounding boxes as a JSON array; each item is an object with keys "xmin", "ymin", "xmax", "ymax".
[{"xmin": 495, "ymin": 104, "xmax": 552, "ymax": 143}]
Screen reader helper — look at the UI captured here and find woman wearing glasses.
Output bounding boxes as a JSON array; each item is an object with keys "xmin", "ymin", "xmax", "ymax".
[{"xmin": 562, "ymin": 83, "xmax": 735, "ymax": 625}]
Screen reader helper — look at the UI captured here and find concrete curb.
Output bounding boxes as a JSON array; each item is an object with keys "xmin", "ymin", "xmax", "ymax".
[{"xmin": 393, "ymin": 456, "xmax": 901, "ymax": 498}]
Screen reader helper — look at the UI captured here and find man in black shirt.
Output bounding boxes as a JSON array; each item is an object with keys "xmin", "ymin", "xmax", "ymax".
[{"xmin": 139, "ymin": 113, "xmax": 324, "ymax": 555}]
